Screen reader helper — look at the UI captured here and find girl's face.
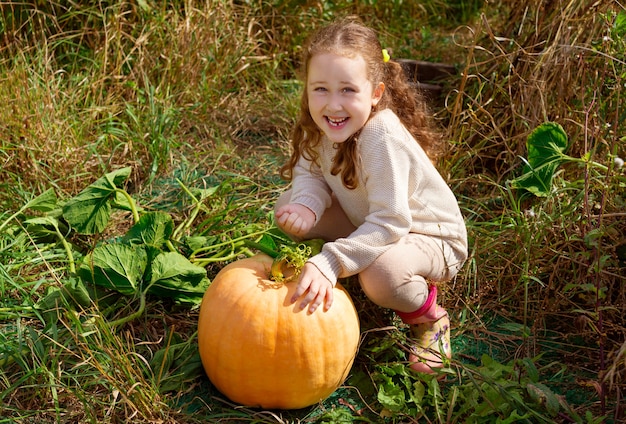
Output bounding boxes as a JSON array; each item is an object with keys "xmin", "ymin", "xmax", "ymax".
[{"xmin": 307, "ymin": 52, "xmax": 384, "ymax": 144}]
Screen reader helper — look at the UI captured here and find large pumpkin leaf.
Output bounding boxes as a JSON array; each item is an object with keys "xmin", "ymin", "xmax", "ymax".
[
  {"xmin": 509, "ymin": 123, "xmax": 569, "ymax": 197},
  {"xmin": 123, "ymin": 211, "xmax": 174, "ymax": 249},
  {"xmin": 147, "ymin": 252, "xmax": 209, "ymax": 304},
  {"xmin": 62, "ymin": 167, "xmax": 132, "ymax": 234},
  {"xmin": 78, "ymin": 243, "xmax": 147, "ymax": 296}
]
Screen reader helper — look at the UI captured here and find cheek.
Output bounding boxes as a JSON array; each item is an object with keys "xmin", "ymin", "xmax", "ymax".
[{"xmin": 307, "ymin": 96, "xmax": 323, "ymax": 113}]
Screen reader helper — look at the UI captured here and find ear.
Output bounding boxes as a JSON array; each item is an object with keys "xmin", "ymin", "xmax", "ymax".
[{"xmin": 371, "ymin": 82, "xmax": 385, "ymax": 107}]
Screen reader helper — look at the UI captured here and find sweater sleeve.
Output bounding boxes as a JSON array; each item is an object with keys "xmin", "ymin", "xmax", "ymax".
[
  {"xmin": 290, "ymin": 154, "xmax": 332, "ymax": 223},
  {"xmin": 308, "ymin": 128, "xmax": 415, "ymax": 283}
]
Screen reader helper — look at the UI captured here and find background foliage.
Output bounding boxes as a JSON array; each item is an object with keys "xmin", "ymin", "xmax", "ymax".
[{"xmin": 0, "ymin": 0, "xmax": 624, "ymax": 423}]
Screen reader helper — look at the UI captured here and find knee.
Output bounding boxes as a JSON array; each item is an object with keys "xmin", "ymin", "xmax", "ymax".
[
  {"xmin": 358, "ymin": 264, "xmax": 402, "ymax": 308},
  {"xmin": 358, "ymin": 259, "xmax": 429, "ymax": 312}
]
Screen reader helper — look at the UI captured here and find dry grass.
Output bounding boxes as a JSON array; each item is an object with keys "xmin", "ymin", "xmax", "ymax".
[
  {"xmin": 442, "ymin": 1, "xmax": 625, "ymax": 415},
  {"xmin": 1, "ymin": 0, "xmax": 624, "ymax": 421}
]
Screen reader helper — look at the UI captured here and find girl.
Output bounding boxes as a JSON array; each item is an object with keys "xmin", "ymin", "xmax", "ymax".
[{"xmin": 275, "ymin": 17, "xmax": 468, "ymax": 373}]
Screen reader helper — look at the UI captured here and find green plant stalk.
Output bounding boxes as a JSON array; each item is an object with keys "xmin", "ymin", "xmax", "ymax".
[
  {"xmin": 191, "ymin": 246, "xmax": 254, "ymax": 267},
  {"xmin": 47, "ymin": 369, "xmax": 60, "ymax": 420},
  {"xmin": 565, "ymin": 154, "xmax": 608, "ymax": 172},
  {"xmin": 114, "ymin": 188, "xmax": 140, "ymax": 224},
  {"xmin": 243, "ymin": 239, "xmax": 280, "ymax": 258},
  {"xmin": 559, "ymin": 150, "xmax": 626, "ymax": 183},
  {"xmin": 0, "ymin": 348, "xmax": 29, "ymax": 368},
  {"xmin": 165, "ymin": 240, "xmax": 177, "ymax": 253},
  {"xmin": 107, "ymin": 291, "xmax": 146, "ymax": 329},
  {"xmin": 0, "ymin": 210, "xmax": 24, "ymax": 235},
  {"xmin": 53, "ymin": 225, "xmax": 76, "ymax": 275},
  {"xmin": 189, "ymin": 231, "xmax": 269, "ymax": 258},
  {"xmin": 172, "ymin": 178, "xmax": 209, "ymax": 242},
  {"xmin": 0, "ymin": 306, "xmax": 36, "ymax": 320}
]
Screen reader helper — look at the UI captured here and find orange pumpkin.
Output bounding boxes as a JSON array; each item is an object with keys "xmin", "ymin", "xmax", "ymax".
[{"xmin": 197, "ymin": 254, "xmax": 360, "ymax": 409}]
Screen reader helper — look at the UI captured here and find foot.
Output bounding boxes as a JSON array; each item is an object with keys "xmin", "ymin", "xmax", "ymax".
[{"xmin": 408, "ymin": 308, "xmax": 451, "ymax": 373}]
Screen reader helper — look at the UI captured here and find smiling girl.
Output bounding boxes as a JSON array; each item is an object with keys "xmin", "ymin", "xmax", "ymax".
[{"xmin": 274, "ymin": 17, "xmax": 468, "ymax": 373}]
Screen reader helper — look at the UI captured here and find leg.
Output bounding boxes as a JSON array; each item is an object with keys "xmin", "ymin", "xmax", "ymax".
[
  {"xmin": 358, "ymin": 234, "xmax": 457, "ymax": 373},
  {"xmin": 358, "ymin": 233, "xmax": 451, "ymax": 312},
  {"xmin": 274, "ymin": 189, "xmax": 356, "ymax": 241}
]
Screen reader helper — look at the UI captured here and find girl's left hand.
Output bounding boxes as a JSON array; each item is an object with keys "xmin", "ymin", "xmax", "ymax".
[{"xmin": 290, "ymin": 262, "xmax": 334, "ymax": 314}]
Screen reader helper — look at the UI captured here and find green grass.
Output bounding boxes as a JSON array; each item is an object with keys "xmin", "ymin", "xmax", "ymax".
[{"xmin": 1, "ymin": 0, "xmax": 625, "ymax": 423}]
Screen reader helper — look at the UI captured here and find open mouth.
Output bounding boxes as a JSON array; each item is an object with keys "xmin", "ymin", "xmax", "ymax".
[{"xmin": 326, "ymin": 116, "xmax": 348, "ymax": 127}]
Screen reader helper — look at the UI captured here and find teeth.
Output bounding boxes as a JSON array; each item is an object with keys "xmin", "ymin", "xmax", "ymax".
[{"xmin": 328, "ymin": 117, "xmax": 348, "ymax": 127}]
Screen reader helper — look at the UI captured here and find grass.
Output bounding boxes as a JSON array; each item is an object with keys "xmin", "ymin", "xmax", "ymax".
[{"xmin": 1, "ymin": 0, "xmax": 625, "ymax": 422}]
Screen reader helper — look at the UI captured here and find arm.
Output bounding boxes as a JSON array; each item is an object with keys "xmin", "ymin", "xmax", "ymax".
[
  {"xmin": 289, "ymin": 153, "xmax": 332, "ymax": 223},
  {"xmin": 307, "ymin": 131, "xmax": 416, "ymax": 283},
  {"xmin": 279, "ymin": 152, "xmax": 335, "ymax": 313}
]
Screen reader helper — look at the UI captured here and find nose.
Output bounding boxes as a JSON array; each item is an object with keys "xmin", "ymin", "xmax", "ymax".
[{"xmin": 326, "ymin": 93, "xmax": 342, "ymax": 113}]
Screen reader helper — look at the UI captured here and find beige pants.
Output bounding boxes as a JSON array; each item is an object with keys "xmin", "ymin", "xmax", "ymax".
[{"xmin": 275, "ymin": 190, "xmax": 463, "ymax": 313}]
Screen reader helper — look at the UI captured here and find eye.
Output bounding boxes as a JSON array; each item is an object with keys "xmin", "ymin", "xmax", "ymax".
[
  {"xmin": 313, "ymin": 87, "xmax": 327, "ymax": 92},
  {"xmin": 341, "ymin": 87, "xmax": 356, "ymax": 93}
]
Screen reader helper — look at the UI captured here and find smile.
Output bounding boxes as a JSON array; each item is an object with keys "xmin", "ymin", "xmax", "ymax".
[{"xmin": 326, "ymin": 116, "xmax": 349, "ymax": 127}]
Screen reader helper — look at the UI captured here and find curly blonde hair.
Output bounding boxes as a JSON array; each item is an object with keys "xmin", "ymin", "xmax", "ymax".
[{"xmin": 280, "ymin": 17, "xmax": 442, "ymax": 189}]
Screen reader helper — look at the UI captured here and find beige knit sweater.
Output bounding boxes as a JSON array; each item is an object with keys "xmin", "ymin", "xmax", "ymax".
[{"xmin": 290, "ymin": 108, "xmax": 468, "ymax": 284}]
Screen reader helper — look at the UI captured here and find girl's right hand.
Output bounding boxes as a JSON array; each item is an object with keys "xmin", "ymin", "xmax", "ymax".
[
  {"xmin": 275, "ymin": 203, "xmax": 315, "ymax": 238},
  {"xmin": 290, "ymin": 262, "xmax": 334, "ymax": 314}
]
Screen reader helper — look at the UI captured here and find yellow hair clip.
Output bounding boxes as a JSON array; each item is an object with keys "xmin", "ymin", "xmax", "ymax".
[{"xmin": 382, "ymin": 49, "xmax": 390, "ymax": 63}]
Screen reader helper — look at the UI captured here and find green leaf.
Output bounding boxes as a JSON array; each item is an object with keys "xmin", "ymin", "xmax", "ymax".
[
  {"xmin": 317, "ymin": 408, "xmax": 356, "ymax": 423},
  {"xmin": 23, "ymin": 216, "xmax": 63, "ymax": 242},
  {"xmin": 35, "ymin": 277, "xmax": 95, "ymax": 326},
  {"xmin": 257, "ymin": 233, "xmax": 279, "ymax": 254},
  {"xmin": 613, "ymin": 11, "xmax": 626, "ymax": 37},
  {"xmin": 495, "ymin": 410, "xmax": 531, "ymax": 423},
  {"xmin": 411, "ymin": 380, "xmax": 426, "ymax": 405},
  {"xmin": 480, "ymin": 354, "xmax": 513, "ymax": 380},
  {"xmin": 509, "ymin": 122, "xmax": 569, "ymax": 197},
  {"xmin": 183, "ymin": 235, "xmax": 210, "ymax": 252},
  {"xmin": 527, "ymin": 382, "xmax": 561, "ymax": 417},
  {"xmin": 191, "ymin": 185, "xmax": 219, "ymax": 200},
  {"xmin": 62, "ymin": 167, "xmax": 132, "ymax": 234},
  {"xmin": 24, "ymin": 188, "xmax": 58, "ymax": 212},
  {"xmin": 150, "ymin": 336, "xmax": 204, "ymax": 393},
  {"xmin": 147, "ymin": 252, "xmax": 209, "ymax": 304},
  {"xmin": 377, "ymin": 378, "xmax": 407, "ymax": 412},
  {"xmin": 62, "ymin": 277, "xmax": 95, "ymax": 307},
  {"xmin": 522, "ymin": 357, "xmax": 540, "ymax": 383},
  {"xmin": 498, "ymin": 322, "xmax": 532, "ymax": 338},
  {"xmin": 78, "ymin": 243, "xmax": 147, "ymax": 296},
  {"xmin": 0, "ymin": 188, "xmax": 59, "ymax": 234},
  {"xmin": 123, "ymin": 211, "xmax": 174, "ymax": 249}
]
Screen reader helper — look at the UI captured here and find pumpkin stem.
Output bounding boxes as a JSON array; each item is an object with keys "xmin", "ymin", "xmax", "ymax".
[
  {"xmin": 270, "ymin": 257, "xmax": 288, "ymax": 282},
  {"xmin": 268, "ymin": 239, "xmax": 325, "ymax": 283}
]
